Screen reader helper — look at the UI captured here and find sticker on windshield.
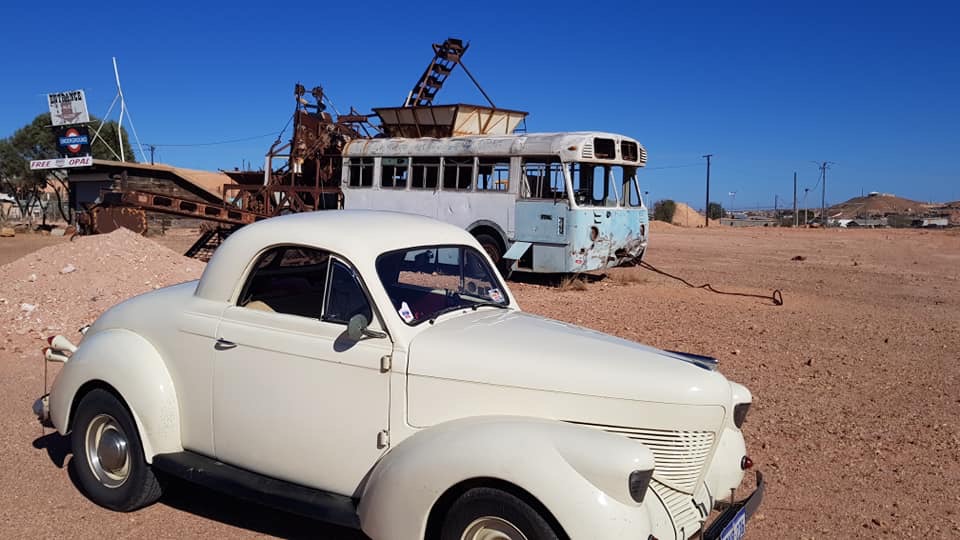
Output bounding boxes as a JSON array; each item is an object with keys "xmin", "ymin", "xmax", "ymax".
[
  {"xmin": 399, "ymin": 301, "xmax": 415, "ymax": 323},
  {"xmin": 488, "ymin": 288, "xmax": 504, "ymax": 304}
]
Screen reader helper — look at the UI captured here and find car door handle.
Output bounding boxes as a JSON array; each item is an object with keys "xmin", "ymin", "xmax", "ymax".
[{"xmin": 215, "ymin": 338, "xmax": 237, "ymax": 351}]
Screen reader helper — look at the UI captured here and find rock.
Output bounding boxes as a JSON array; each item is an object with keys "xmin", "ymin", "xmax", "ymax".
[
  {"xmin": 20, "ymin": 303, "xmax": 36, "ymax": 313},
  {"xmin": 27, "ymin": 274, "xmax": 37, "ymax": 282},
  {"xmin": 732, "ymin": 348, "xmax": 741, "ymax": 355},
  {"xmin": 60, "ymin": 264, "xmax": 76, "ymax": 274},
  {"xmin": 0, "ymin": 227, "xmax": 14, "ymax": 237},
  {"xmin": 50, "ymin": 228, "xmax": 66, "ymax": 237},
  {"xmin": 791, "ymin": 255, "xmax": 806, "ymax": 261}
]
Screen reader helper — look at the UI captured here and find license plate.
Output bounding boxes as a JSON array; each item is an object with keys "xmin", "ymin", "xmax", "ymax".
[{"xmin": 719, "ymin": 507, "xmax": 746, "ymax": 540}]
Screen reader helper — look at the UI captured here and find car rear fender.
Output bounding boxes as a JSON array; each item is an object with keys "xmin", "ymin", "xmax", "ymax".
[
  {"xmin": 49, "ymin": 328, "xmax": 181, "ymax": 462},
  {"xmin": 358, "ymin": 416, "xmax": 663, "ymax": 540}
]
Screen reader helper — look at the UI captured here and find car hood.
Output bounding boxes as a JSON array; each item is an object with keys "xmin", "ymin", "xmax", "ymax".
[{"xmin": 407, "ymin": 309, "xmax": 733, "ymax": 407}]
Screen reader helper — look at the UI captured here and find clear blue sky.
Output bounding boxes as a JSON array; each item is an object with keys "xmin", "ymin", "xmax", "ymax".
[{"xmin": 2, "ymin": 1, "xmax": 958, "ymax": 209}]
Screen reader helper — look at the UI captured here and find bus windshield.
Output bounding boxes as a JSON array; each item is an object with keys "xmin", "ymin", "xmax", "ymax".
[{"xmin": 568, "ymin": 163, "xmax": 641, "ymax": 208}]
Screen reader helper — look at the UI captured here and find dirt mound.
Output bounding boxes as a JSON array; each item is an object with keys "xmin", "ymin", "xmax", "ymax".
[
  {"xmin": 0, "ymin": 227, "xmax": 205, "ymax": 342},
  {"xmin": 829, "ymin": 193, "xmax": 934, "ymax": 219},
  {"xmin": 670, "ymin": 202, "xmax": 720, "ymax": 227},
  {"xmin": 649, "ymin": 220, "xmax": 680, "ymax": 232}
]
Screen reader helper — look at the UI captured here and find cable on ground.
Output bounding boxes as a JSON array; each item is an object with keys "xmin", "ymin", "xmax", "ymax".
[{"xmin": 638, "ymin": 260, "xmax": 783, "ymax": 306}]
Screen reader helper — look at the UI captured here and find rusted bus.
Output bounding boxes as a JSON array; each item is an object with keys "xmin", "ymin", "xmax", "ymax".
[{"xmin": 340, "ymin": 132, "xmax": 650, "ymax": 273}]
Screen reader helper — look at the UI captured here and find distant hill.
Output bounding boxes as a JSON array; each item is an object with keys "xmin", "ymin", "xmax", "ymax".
[{"xmin": 828, "ymin": 193, "xmax": 936, "ymax": 219}]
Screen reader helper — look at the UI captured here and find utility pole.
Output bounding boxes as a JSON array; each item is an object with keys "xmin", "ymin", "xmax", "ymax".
[
  {"xmin": 774, "ymin": 195, "xmax": 779, "ymax": 219},
  {"xmin": 702, "ymin": 154, "xmax": 713, "ymax": 227},
  {"xmin": 793, "ymin": 172, "xmax": 798, "ymax": 227},
  {"xmin": 148, "ymin": 145, "xmax": 156, "ymax": 165},
  {"xmin": 812, "ymin": 161, "xmax": 835, "ymax": 227}
]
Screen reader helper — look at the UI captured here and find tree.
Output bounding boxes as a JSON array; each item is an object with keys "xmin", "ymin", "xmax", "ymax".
[
  {"xmin": 0, "ymin": 112, "xmax": 134, "ymax": 224},
  {"xmin": 707, "ymin": 201, "xmax": 724, "ymax": 220},
  {"xmin": 653, "ymin": 199, "xmax": 677, "ymax": 223}
]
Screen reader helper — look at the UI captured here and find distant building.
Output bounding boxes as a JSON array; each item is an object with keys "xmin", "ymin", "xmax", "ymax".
[{"xmin": 887, "ymin": 215, "xmax": 949, "ymax": 228}]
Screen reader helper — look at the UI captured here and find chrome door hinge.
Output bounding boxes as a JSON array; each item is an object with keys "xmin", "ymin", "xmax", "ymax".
[
  {"xmin": 380, "ymin": 354, "xmax": 392, "ymax": 373},
  {"xmin": 377, "ymin": 430, "xmax": 390, "ymax": 449}
]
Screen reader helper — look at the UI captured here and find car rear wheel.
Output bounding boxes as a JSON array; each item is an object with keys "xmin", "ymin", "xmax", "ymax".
[
  {"xmin": 70, "ymin": 389, "xmax": 162, "ymax": 511},
  {"xmin": 440, "ymin": 487, "xmax": 559, "ymax": 540}
]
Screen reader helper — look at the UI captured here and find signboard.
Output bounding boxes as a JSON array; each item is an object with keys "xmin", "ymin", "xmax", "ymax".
[
  {"xmin": 30, "ymin": 156, "xmax": 93, "ymax": 170},
  {"xmin": 47, "ymin": 90, "xmax": 90, "ymax": 126},
  {"xmin": 56, "ymin": 126, "xmax": 91, "ymax": 157}
]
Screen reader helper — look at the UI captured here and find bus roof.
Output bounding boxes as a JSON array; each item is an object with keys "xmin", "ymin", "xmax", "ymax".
[{"xmin": 343, "ymin": 131, "xmax": 647, "ymax": 166}]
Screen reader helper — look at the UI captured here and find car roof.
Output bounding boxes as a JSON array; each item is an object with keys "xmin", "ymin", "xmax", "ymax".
[{"xmin": 194, "ymin": 210, "xmax": 481, "ymax": 302}]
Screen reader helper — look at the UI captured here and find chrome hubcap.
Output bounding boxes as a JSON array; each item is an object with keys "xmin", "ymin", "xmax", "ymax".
[
  {"xmin": 85, "ymin": 414, "xmax": 130, "ymax": 488},
  {"xmin": 461, "ymin": 517, "xmax": 528, "ymax": 540}
]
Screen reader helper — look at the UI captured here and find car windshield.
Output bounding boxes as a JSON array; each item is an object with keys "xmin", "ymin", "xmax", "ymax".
[{"xmin": 376, "ymin": 245, "xmax": 510, "ymax": 325}]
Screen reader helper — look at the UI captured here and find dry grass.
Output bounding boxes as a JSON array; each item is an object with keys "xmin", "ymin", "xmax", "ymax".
[{"xmin": 558, "ymin": 274, "xmax": 589, "ymax": 291}]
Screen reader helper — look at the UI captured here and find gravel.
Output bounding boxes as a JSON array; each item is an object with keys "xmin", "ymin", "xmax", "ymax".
[{"xmin": 1, "ymin": 226, "xmax": 958, "ymax": 538}]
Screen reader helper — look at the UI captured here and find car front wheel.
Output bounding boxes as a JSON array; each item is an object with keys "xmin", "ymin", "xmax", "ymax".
[
  {"xmin": 70, "ymin": 388, "xmax": 162, "ymax": 511},
  {"xmin": 440, "ymin": 487, "xmax": 560, "ymax": 540}
]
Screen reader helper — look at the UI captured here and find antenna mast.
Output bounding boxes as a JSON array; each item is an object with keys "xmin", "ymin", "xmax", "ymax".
[{"xmin": 111, "ymin": 57, "xmax": 148, "ymax": 162}]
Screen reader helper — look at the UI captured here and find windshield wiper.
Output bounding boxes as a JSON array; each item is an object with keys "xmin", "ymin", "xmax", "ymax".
[
  {"xmin": 427, "ymin": 304, "xmax": 471, "ymax": 324},
  {"xmin": 427, "ymin": 300, "xmax": 508, "ymax": 324},
  {"xmin": 470, "ymin": 301, "xmax": 509, "ymax": 311}
]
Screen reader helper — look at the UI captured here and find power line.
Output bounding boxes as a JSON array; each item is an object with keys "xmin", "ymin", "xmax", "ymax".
[
  {"xmin": 149, "ymin": 131, "xmax": 280, "ymax": 148},
  {"xmin": 642, "ymin": 163, "xmax": 703, "ymax": 171}
]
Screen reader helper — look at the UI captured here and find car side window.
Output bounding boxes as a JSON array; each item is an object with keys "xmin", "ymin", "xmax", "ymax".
[
  {"xmin": 323, "ymin": 259, "xmax": 373, "ymax": 325},
  {"xmin": 238, "ymin": 246, "xmax": 330, "ymax": 319}
]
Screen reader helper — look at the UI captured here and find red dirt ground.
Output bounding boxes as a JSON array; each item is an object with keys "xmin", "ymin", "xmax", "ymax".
[{"xmin": 1, "ymin": 226, "xmax": 958, "ymax": 538}]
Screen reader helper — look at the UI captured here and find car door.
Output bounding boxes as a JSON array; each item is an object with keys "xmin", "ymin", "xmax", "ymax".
[{"xmin": 212, "ymin": 246, "xmax": 393, "ymax": 495}]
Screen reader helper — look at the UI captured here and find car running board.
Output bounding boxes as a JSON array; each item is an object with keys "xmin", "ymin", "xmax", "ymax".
[{"xmin": 152, "ymin": 451, "xmax": 361, "ymax": 529}]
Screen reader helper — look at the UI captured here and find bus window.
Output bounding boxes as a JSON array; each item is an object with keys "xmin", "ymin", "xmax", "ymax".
[
  {"xmin": 592, "ymin": 166, "xmax": 606, "ymax": 204},
  {"xmin": 411, "ymin": 158, "xmax": 440, "ymax": 189},
  {"xmin": 477, "ymin": 159, "xmax": 509, "ymax": 191},
  {"xmin": 381, "ymin": 157, "xmax": 409, "ymax": 189},
  {"xmin": 621, "ymin": 141, "xmax": 639, "ymax": 162},
  {"xmin": 442, "ymin": 158, "xmax": 473, "ymax": 190},
  {"xmin": 622, "ymin": 166, "xmax": 641, "ymax": 207},
  {"xmin": 608, "ymin": 166, "xmax": 624, "ymax": 206},
  {"xmin": 521, "ymin": 158, "xmax": 565, "ymax": 199},
  {"xmin": 569, "ymin": 163, "xmax": 623, "ymax": 207},
  {"xmin": 348, "ymin": 158, "xmax": 374, "ymax": 187},
  {"xmin": 568, "ymin": 163, "xmax": 593, "ymax": 204}
]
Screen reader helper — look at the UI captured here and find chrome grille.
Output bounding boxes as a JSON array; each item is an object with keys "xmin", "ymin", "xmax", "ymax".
[
  {"xmin": 651, "ymin": 480, "xmax": 704, "ymax": 538},
  {"xmin": 575, "ymin": 423, "xmax": 715, "ymax": 493}
]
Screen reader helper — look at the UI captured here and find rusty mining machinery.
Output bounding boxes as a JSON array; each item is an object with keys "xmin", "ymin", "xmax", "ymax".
[{"xmin": 78, "ymin": 37, "xmax": 498, "ymax": 260}]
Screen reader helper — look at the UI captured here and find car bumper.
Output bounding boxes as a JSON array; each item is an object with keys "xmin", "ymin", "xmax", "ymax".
[{"xmin": 702, "ymin": 471, "xmax": 765, "ymax": 540}]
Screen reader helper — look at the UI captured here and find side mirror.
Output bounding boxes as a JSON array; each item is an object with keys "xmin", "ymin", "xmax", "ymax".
[{"xmin": 348, "ymin": 314, "xmax": 387, "ymax": 341}]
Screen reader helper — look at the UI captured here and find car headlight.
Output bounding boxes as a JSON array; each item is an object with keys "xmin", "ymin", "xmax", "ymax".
[
  {"xmin": 734, "ymin": 402, "xmax": 751, "ymax": 428},
  {"xmin": 628, "ymin": 469, "xmax": 654, "ymax": 503}
]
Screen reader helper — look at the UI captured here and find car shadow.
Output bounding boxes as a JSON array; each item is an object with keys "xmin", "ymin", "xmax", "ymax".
[
  {"xmin": 33, "ymin": 430, "xmax": 71, "ymax": 468},
  {"xmin": 32, "ymin": 432, "xmax": 369, "ymax": 539}
]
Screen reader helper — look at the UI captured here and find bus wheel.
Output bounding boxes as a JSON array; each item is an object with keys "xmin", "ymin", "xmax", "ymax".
[{"xmin": 474, "ymin": 233, "xmax": 504, "ymax": 266}]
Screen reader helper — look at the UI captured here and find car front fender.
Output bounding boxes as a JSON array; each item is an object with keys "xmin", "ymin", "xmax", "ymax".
[
  {"xmin": 49, "ymin": 328, "xmax": 181, "ymax": 462},
  {"xmin": 358, "ymin": 416, "xmax": 666, "ymax": 540}
]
